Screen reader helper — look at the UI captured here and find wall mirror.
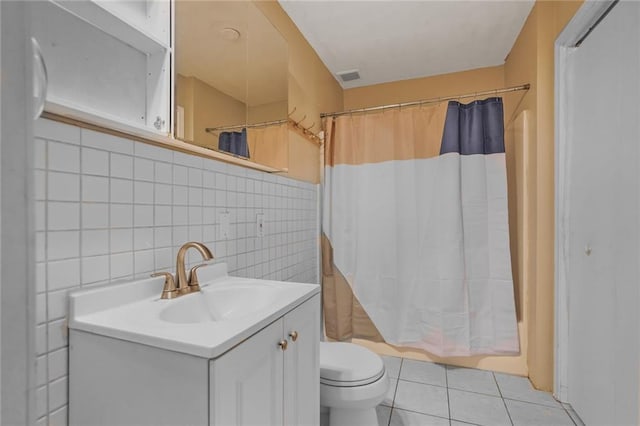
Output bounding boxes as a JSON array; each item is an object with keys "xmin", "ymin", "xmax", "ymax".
[{"xmin": 175, "ymin": 1, "xmax": 289, "ymax": 169}]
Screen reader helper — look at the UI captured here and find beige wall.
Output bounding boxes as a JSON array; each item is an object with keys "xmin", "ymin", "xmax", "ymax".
[
  {"xmin": 504, "ymin": 0, "xmax": 583, "ymax": 391},
  {"xmin": 344, "ymin": 65, "xmax": 505, "ymax": 110},
  {"xmin": 255, "ymin": 0, "xmax": 344, "ymax": 184},
  {"xmin": 287, "ymin": 129, "xmax": 321, "ymax": 183},
  {"xmin": 176, "ymin": 74, "xmax": 247, "ymax": 149},
  {"xmin": 248, "ymin": 100, "xmax": 288, "ymax": 124}
]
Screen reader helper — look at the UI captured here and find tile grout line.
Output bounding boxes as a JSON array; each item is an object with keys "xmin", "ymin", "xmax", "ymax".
[
  {"xmin": 107, "ymin": 151, "xmax": 113, "ymax": 285},
  {"xmin": 492, "ymin": 372, "xmax": 514, "ymax": 426},
  {"xmin": 445, "ymin": 365, "xmax": 452, "ymax": 425},
  {"xmin": 78, "ymin": 144, "xmax": 84, "ymax": 292},
  {"xmin": 388, "ymin": 357, "xmax": 403, "ymax": 426},
  {"xmin": 44, "ymin": 139, "xmax": 50, "ymax": 425},
  {"xmin": 503, "ymin": 395, "xmax": 567, "ymax": 410},
  {"xmin": 397, "ymin": 376, "xmax": 502, "ymax": 397},
  {"xmin": 387, "ymin": 406, "xmax": 452, "ymax": 422}
]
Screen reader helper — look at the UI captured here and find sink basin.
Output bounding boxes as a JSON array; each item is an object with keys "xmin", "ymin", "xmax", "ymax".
[{"xmin": 159, "ymin": 282, "xmax": 281, "ymax": 324}]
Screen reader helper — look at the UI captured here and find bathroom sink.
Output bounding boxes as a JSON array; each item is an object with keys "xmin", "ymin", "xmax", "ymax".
[
  {"xmin": 159, "ymin": 282, "xmax": 281, "ymax": 324},
  {"xmin": 68, "ymin": 262, "xmax": 320, "ymax": 358}
]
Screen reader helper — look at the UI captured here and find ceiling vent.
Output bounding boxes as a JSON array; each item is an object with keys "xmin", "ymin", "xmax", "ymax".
[{"xmin": 336, "ymin": 70, "xmax": 361, "ymax": 82}]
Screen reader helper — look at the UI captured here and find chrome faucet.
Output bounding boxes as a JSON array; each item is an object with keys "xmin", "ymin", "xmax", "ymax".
[
  {"xmin": 175, "ymin": 242, "xmax": 214, "ymax": 295},
  {"xmin": 151, "ymin": 242, "xmax": 214, "ymax": 299}
]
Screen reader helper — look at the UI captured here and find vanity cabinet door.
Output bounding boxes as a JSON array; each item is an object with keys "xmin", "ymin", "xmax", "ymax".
[
  {"xmin": 209, "ymin": 318, "xmax": 284, "ymax": 426},
  {"xmin": 283, "ymin": 294, "xmax": 320, "ymax": 426}
]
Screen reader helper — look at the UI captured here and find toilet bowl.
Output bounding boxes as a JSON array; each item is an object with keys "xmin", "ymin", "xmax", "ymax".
[{"xmin": 319, "ymin": 342, "xmax": 389, "ymax": 426}]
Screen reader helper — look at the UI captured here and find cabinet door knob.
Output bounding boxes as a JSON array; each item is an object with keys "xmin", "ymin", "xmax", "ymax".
[
  {"xmin": 278, "ymin": 340, "xmax": 288, "ymax": 351},
  {"xmin": 289, "ymin": 331, "xmax": 299, "ymax": 342}
]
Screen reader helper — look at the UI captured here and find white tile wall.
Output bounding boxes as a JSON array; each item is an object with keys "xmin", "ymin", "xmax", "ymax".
[{"xmin": 34, "ymin": 119, "xmax": 320, "ymax": 424}]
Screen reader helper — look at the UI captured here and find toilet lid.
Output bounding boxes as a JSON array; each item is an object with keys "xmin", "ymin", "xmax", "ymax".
[{"xmin": 319, "ymin": 342, "xmax": 385, "ymax": 387}]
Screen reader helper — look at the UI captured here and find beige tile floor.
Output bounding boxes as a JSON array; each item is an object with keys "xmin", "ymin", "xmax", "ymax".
[{"xmin": 375, "ymin": 356, "xmax": 584, "ymax": 426}]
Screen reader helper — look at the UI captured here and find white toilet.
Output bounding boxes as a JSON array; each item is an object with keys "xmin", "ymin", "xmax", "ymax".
[{"xmin": 319, "ymin": 342, "xmax": 389, "ymax": 426}]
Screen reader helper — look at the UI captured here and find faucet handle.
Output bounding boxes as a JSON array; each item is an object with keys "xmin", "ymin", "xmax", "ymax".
[
  {"xmin": 151, "ymin": 272, "xmax": 178, "ymax": 299},
  {"xmin": 188, "ymin": 263, "xmax": 209, "ymax": 292}
]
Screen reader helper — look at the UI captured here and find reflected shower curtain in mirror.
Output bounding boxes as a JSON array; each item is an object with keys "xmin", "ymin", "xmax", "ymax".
[
  {"xmin": 246, "ymin": 123, "xmax": 288, "ymax": 170},
  {"xmin": 219, "ymin": 128, "xmax": 249, "ymax": 158},
  {"xmin": 322, "ymin": 98, "xmax": 519, "ymax": 356}
]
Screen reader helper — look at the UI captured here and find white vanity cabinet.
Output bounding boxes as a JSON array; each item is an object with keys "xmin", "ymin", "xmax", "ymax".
[
  {"xmin": 69, "ymin": 280, "xmax": 320, "ymax": 426},
  {"xmin": 210, "ymin": 294, "xmax": 320, "ymax": 425}
]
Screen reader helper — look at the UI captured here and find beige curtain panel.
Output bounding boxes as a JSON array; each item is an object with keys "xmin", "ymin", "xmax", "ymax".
[{"xmin": 324, "ymin": 103, "xmax": 448, "ymax": 167}]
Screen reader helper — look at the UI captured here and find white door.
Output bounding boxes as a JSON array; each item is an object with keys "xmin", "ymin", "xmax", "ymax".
[
  {"xmin": 283, "ymin": 295, "xmax": 320, "ymax": 426},
  {"xmin": 566, "ymin": 2, "xmax": 640, "ymax": 424},
  {"xmin": 210, "ymin": 319, "xmax": 284, "ymax": 426}
]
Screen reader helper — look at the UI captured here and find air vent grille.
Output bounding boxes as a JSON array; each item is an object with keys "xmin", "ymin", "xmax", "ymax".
[{"xmin": 337, "ymin": 70, "xmax": 360, "ymax": 82}]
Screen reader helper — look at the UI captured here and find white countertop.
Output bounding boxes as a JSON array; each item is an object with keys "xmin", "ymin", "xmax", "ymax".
[{"xmin": 68, "ymin": 263, "xmax": 320, "ymax": 359}]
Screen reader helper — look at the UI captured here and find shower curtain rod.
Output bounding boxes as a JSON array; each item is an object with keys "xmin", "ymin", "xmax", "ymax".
[
  {"xmin": 320, "ymin": 83, "xmax": 530, "ymax": 118},
  {"xmin": 205, "ymin": 117, "xmax": 288, "ymax": 133}
]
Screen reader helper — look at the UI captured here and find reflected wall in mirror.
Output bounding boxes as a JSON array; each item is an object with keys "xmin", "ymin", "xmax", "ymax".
[{"xmin": 175, "ymin": 0, "xmax": 288, "ymax": 169}]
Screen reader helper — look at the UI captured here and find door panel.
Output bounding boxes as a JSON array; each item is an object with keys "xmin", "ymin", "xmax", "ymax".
[{"xmin": 567, "ymin": 2, "xmax": 640, "ymax": 424}]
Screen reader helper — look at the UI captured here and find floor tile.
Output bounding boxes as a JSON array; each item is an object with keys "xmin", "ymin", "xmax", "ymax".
[
  {"xmin": 382, "ymin": 355, "xmax": 403, "ymax": 379},
  {"xmin": 399, "ymin": 359, "xmax": 447, "ymax": 387},
  {"xmin": 393, "ymin": 380, "xmax": 449, "ymax": 419},
  {"xmin": 449, "ymin": 388, "xmax": 511, "ymax": 426},
  {"xmin": 451, "ymin": 421, "xmax": 481, "ymax": 426},
  {"xmin": 506, "ymin": 399, "xmax": 574, "ymax": 426},
  {"xmin": 495, "ymin": 373, "xmax": 561, "ymax": 408},
  {"xmin": 446, "ymin": 366, "xmax": 500, "ymax": 396},
  {"xmin": 383, "ymin": 376, "xmax": 399, "ymax": 407},
  {"xmin": 389, "ymin": 408, "xmax": 449, "ymax": 426},
  {"xmin": 377, "ymin": 405, "xmax": 392, "ymax": 426}
]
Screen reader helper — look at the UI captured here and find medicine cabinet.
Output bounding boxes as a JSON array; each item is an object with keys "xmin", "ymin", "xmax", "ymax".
[{"xmin": 30, "ymin": 0, "xmax": 172, "ymax": 135}]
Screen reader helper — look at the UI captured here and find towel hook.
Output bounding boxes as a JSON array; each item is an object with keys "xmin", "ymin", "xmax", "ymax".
[
  {"xmin": 288, "ymin": 106, "xmax": 297, "ymax": 117},
  {"xmin": 304, "ymin": 121, "xmax": 316, "ymax": 132}
]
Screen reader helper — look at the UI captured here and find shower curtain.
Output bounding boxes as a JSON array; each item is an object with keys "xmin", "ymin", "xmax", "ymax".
[{"xmin": 322, "ymin": 98, "xmax": 519, "ymax": 356}]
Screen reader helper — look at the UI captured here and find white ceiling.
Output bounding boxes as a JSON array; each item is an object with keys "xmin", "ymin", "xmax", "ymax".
[{"xmin": 278, "ymin": 0, "xmax": 535, "ymax": 89}]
